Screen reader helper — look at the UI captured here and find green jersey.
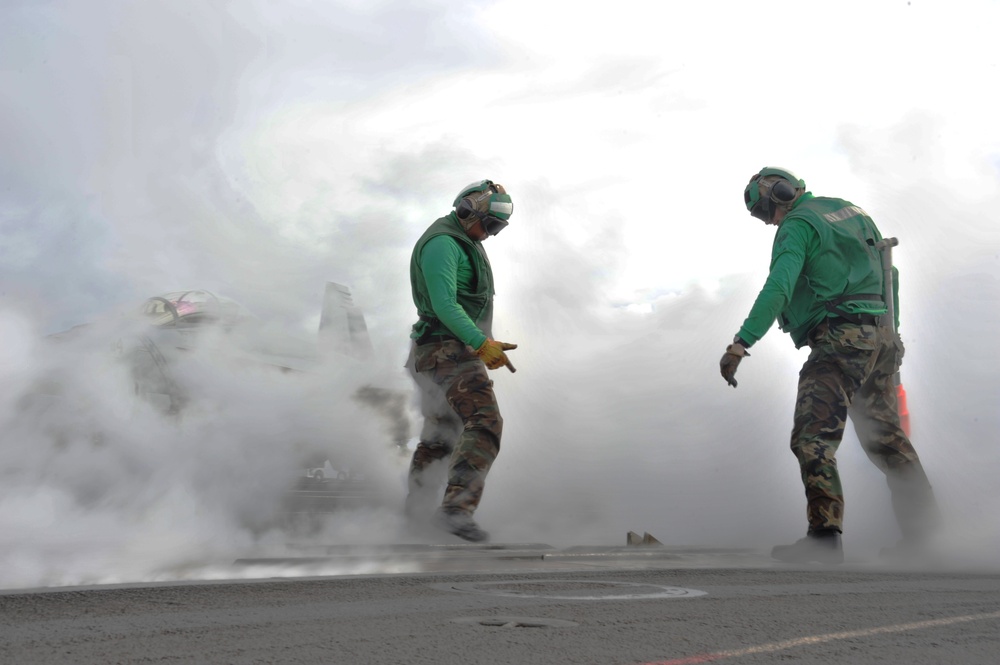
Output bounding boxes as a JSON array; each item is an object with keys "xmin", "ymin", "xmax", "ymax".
[
  {"xmin": 737, "ymin": 193, "xmax": 898, "ymax": 349},
  {"xmin": 410, "ymin": 212, "xmax": 494, "ymax": 348}
]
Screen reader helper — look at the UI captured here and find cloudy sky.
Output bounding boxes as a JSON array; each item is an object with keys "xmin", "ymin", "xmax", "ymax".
[{"xmin": 1, "ymin": 0, "xmax": 998, "ymax": 589}]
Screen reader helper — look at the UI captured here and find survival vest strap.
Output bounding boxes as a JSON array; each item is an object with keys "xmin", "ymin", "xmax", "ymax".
[{"xmin": 824, "ymin": 294, "xmax": 883, "ymax": 324}]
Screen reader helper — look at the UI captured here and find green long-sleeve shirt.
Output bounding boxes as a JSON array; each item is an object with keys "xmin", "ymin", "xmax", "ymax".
[
  {"xmin": 417, "ymin": 235, "xmax": 489, "ymax": 348},
  {"xmin": 736, "ymin": 193, "xmax": 898, "ymax": 349},
  {"xmin": 410, "ymin": 213, "xmax": 494, "ymax": 349}
]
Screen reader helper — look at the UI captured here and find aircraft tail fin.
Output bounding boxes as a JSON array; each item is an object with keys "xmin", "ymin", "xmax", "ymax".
[{"xmin": 319, "ymin": 282, "xmax": 374, "ymax": 360}]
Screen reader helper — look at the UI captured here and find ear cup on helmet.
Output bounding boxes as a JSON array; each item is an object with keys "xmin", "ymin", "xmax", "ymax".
[
  {"xmin": 770, "ymin": 179, "xmax": 797, "ymax": 203},
  {"xmin": 457, "ymin": 189, "xmax": 493, "ymax": 218},
  {"xmin": 456, "ymin": 197, "xmax": 476, "ymax": 219}
]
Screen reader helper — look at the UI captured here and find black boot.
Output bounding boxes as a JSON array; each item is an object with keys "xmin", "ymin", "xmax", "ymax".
[
  {"xmin": 433, "ymin": 507, "xmax": 489, "ymax": 543},
  {"xmin": 771, "ymin": 529, "xmax": 843, "ymax": 564}
]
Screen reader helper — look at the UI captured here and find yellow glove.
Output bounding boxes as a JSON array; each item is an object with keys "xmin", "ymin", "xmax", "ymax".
[{"xmin": 475, "ymin": 338, "xmax": 518, "ymax": 372}]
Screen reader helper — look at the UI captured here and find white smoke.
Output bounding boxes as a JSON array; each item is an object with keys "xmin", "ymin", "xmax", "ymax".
[{"xmin": 1, "ymin": 0, "xmax": 998, "ymax": 589}]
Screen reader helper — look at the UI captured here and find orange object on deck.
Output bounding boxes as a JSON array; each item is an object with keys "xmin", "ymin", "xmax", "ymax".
[{"xmin": 897, "ymin": 383, "xmax": 910, "ymax": 438}]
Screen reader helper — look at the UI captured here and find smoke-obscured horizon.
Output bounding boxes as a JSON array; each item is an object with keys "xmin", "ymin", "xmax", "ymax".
[{"xmin": 1, "ymin": 0, "xmax": 998, "ymax": 589}]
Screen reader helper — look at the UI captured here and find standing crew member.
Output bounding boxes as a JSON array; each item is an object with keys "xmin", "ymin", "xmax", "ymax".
[
  {"xmin": 720, "ymin": 166, "xmax": 938, "ymax": 564},
  {"xmin": 406, "ymin": 179, "xmax": 517, "ymax": 543}
]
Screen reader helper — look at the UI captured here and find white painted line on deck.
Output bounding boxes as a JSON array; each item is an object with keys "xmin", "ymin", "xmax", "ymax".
[{"xmin": 641, "ymin": 609, "xmax": 1000, "ymax": 665}]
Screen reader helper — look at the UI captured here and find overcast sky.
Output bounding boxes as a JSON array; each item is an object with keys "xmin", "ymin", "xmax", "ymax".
[{"xmin": 1, "ymin": 0, "xmax": 998, "ymax": 589}]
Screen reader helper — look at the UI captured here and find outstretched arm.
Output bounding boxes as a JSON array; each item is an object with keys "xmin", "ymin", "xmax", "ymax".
[{"xmin": 736, "ymin": 220, "xmax": 815, "ymax": 346}]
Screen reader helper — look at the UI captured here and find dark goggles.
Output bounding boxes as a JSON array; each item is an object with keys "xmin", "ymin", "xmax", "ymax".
[
  {"xmin": 458, "ymin": 206, "xmax": 509, "ymax": 236},
  {"xmin": 749, "ymin": 197, "xmax": 773, "ymax": 222},
  {"xmin": 483, "ymin": 215, "xmax": 509, "ymax": 236},
  {"xmin": 744, "ymin": 175, "xmax": 774, "ymax": 222}
]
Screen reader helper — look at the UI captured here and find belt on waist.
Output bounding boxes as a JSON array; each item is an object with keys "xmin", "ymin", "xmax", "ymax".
[
  {"xmin": 414, "ymin": 314, "xmax": 456, "ymax": 347},
  {"xmin": 826, "ymin": 313, "xmax": 880, "ymax": 327},
  {"xmin": 414, "ymin": 330, "xmax": 458, "ymax": 347}
]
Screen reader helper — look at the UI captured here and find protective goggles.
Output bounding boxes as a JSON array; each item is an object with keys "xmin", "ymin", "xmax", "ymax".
[
  {"xmin": 483, "ymin": 215, "xmax": 509, "ymax": 236},
  {"xmin": 744, "ymin": 175, "xmax": 774, "ymax": 222},
  {"xmin": 462, "ymin": 207, "xmax": 509, "ymax": 236}
]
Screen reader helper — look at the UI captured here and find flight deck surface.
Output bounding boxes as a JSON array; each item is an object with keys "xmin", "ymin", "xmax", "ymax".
[{"xmin": 2, "ymin": 543, "xmax": 998, "ymax": 664}]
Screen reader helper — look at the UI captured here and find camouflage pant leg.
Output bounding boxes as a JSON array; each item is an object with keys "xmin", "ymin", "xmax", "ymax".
[
  {"xmin": 792, "ymin": 321, "xmax": 880, "ymax": 533},
  {"xmin": 848, "ymin": 329, "xmax": 938, "ymax": 539},
  {"xmin": 408, "ymin": 345, "xmax": 464, "ymax": 448},
  {"xmin": 407, "ymin": 441, "xmax": 451, "ymax": 491},
  {"xmin": 407, "ymin": 350, "xmax": 462, "ymax": 491},
  {"xmin": 413, "ymin": 339, "xmax": 502, "ymax": 514}
]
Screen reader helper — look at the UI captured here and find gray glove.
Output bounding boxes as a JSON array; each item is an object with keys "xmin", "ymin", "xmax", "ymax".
[{"xmin": 720, "ymin": 340, "xmax": 750, "ymax": 388}]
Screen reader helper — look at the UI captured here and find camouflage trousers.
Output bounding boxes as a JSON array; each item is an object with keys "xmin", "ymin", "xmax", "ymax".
[
  {"xmin": 407, "ymin": 339, "xmax": 503, "ymax": 515},
  {"xmin": 792, "ymin": 320, "xmax": 937, "ymax": 538}
]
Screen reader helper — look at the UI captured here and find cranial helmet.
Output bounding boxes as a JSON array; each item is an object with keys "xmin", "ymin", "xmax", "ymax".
[
  {"xmin": 744, "ymin": 167, "xmax": 806, "ymax": 222},
  {"xmin": 453, "ymin": 180, "xmax": 513, "ymax": 236}
]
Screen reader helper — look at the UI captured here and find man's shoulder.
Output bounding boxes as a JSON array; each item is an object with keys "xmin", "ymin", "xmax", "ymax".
[
  {"xmin": 788, "ymin": 195, "xmax": 872, "ymax": 226},
  {"xmin": 422, "ymin": 214, "xmax": 467, "ymax": 239},
  {"xmin": 773, "ymin": 216, "xmax": 816, "ymax": 252},
  {"xmin": 798, "ymin": 195, "xmax": 864, "ymax": 212},
  {"xmin": 794, "ymin": 194, "xmax": 841, "ymax": 211},
  {"xmin": 415, "ymin": 215, "xmax": 461, "ymax": 248},
  {"xmin": 423, "ymin": 234, "xmax": 462, "ymax": 252}
]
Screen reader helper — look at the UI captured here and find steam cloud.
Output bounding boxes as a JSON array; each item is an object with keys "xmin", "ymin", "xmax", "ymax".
[{"xmin": 1, "ymin": 1, "xmax": 998, "ymax": 589}]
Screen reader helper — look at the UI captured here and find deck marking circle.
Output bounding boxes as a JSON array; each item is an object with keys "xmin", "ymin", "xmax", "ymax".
[{"xmin": 440, "ymin": 579, "xmax": 707, "ymax": 600}]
